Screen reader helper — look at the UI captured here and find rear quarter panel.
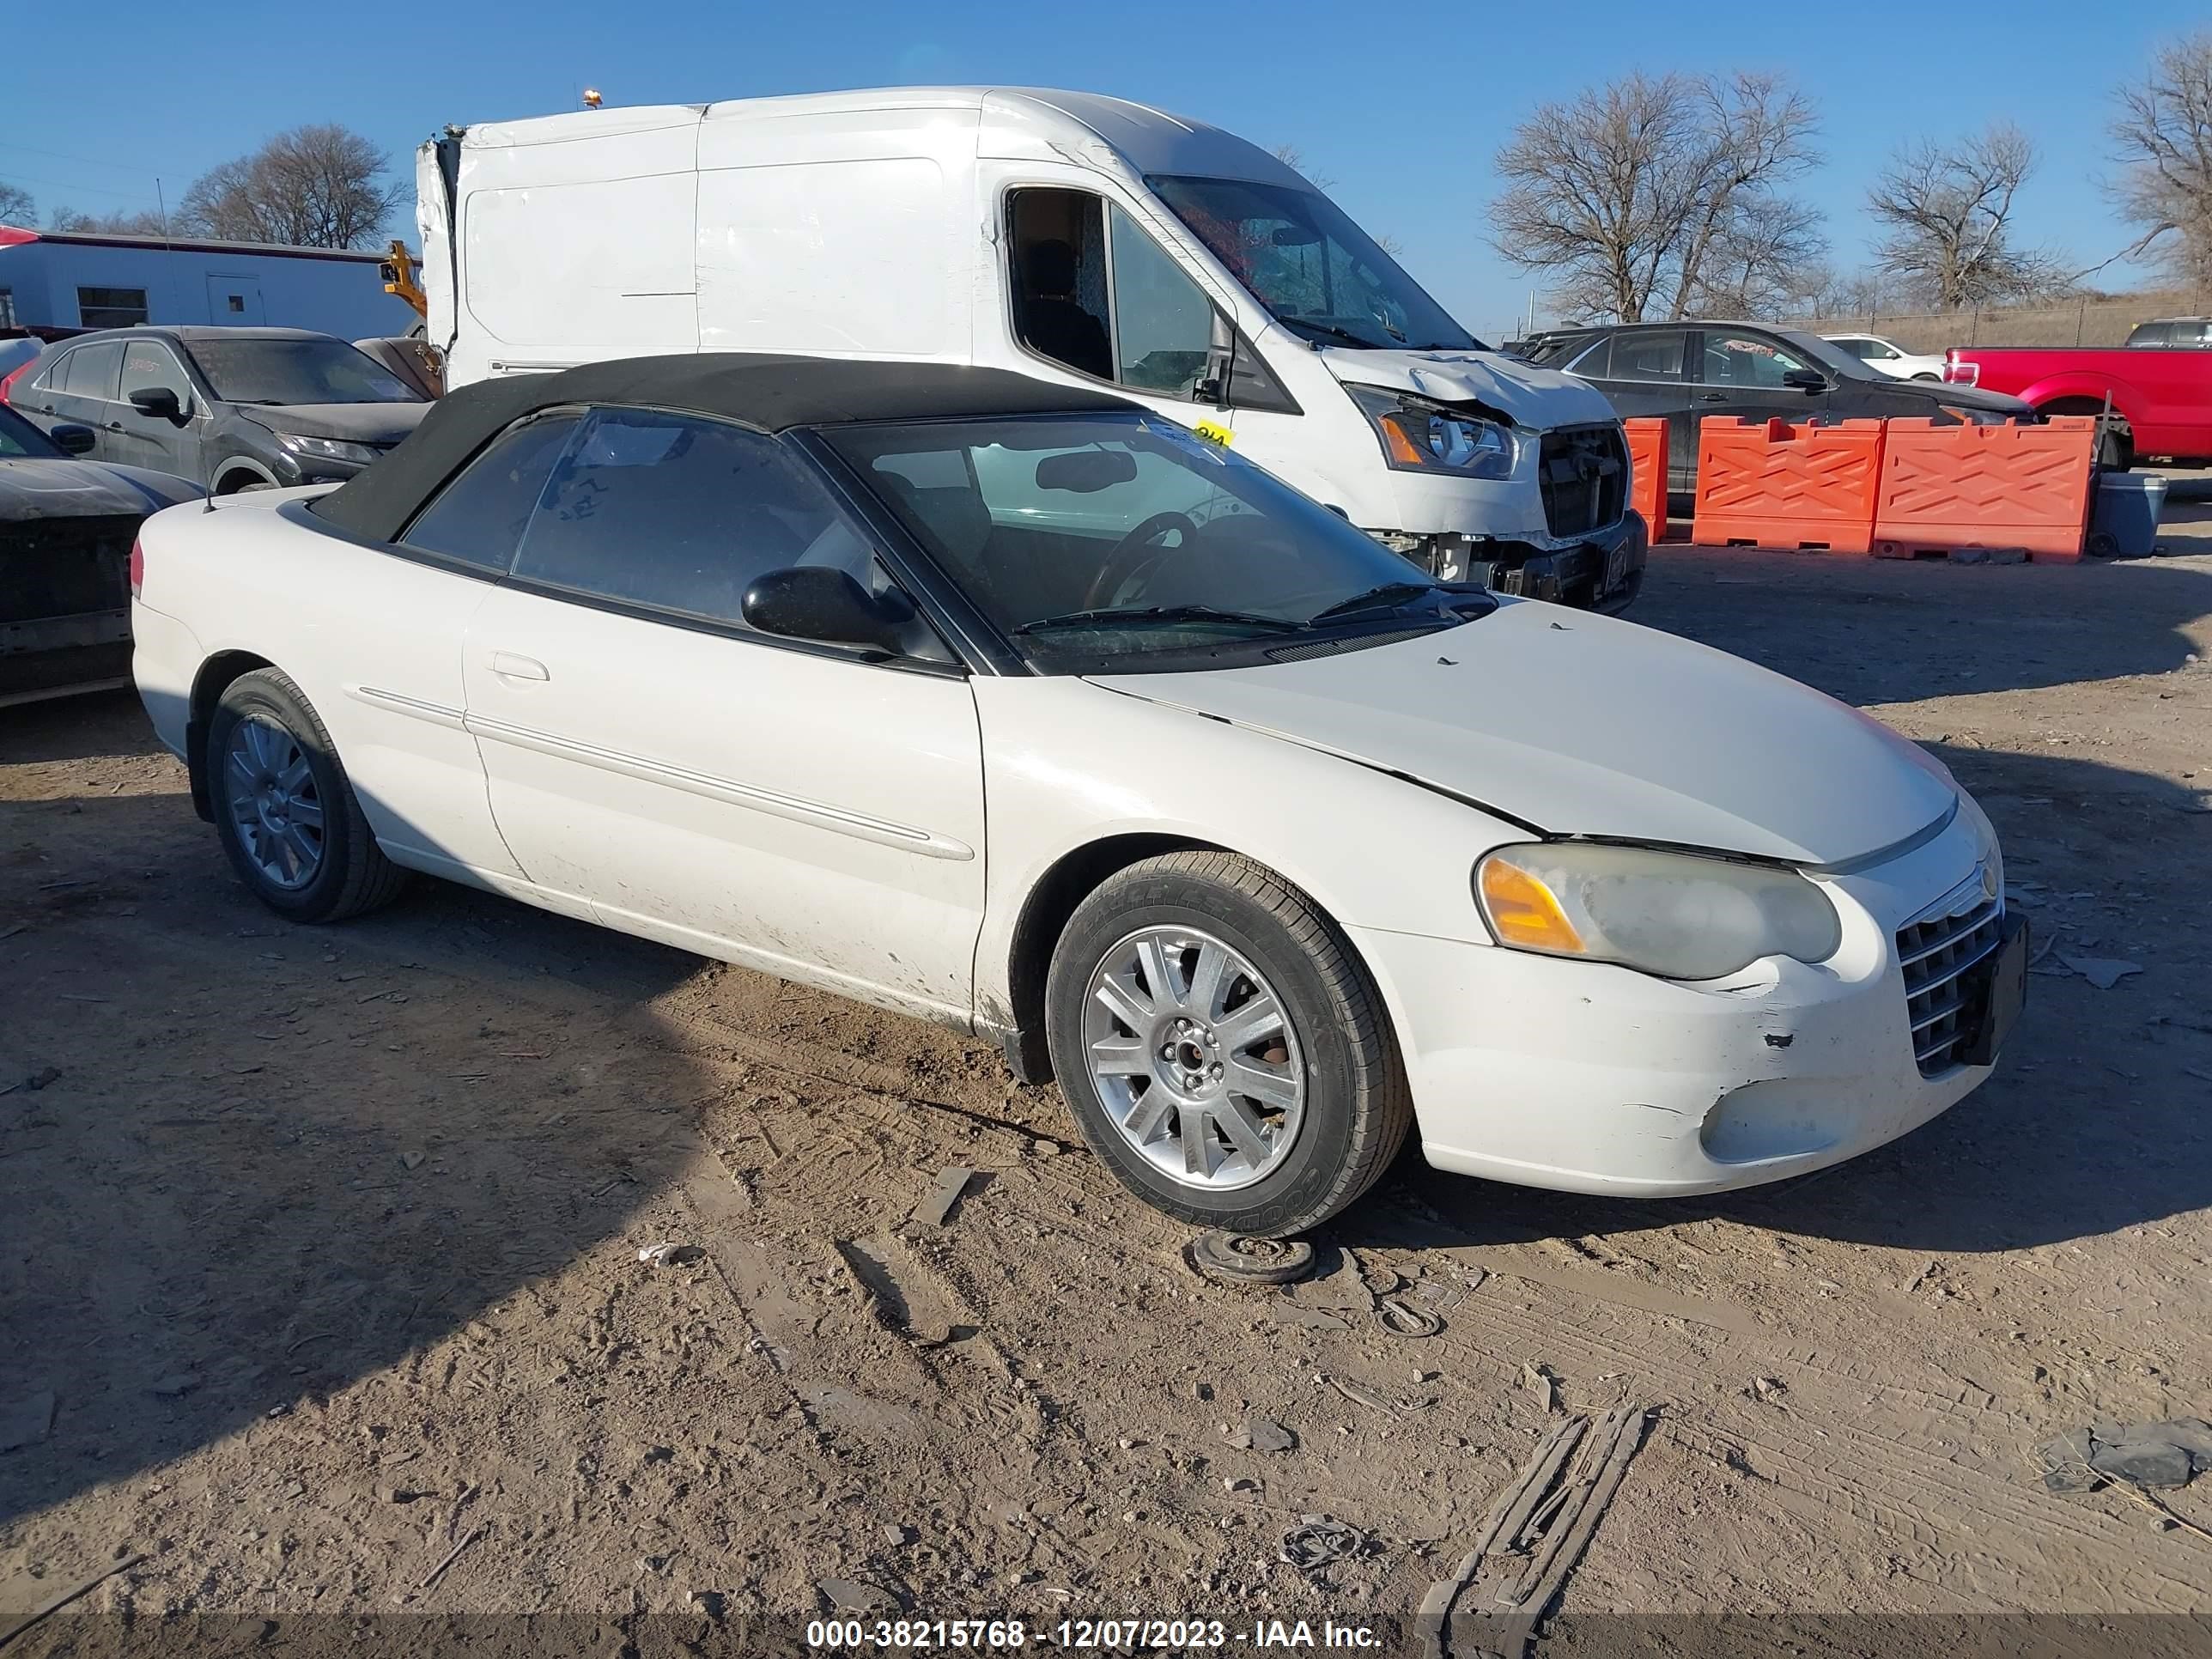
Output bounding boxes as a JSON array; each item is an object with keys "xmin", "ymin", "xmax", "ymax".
[
  {"xmin": 1956, "ymin": 348, "xmax": 2212, "ymax": 454},
  {"xmin": 131, "ymin": 494, "xmax": 524, "ymax": 880}
]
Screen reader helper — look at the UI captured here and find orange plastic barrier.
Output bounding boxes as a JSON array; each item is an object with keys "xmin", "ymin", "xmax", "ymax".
[
  {"xmin": 1692, "ymin": 417, "xmax": 1886, "ymax": 554},
  {"xmin": 1871, "ymin": 416, "xmax": 2096, "ymax": 562},
  {"xmin": 1624, "ymin": 418, "xmax": 1668, "ymax": 542}
]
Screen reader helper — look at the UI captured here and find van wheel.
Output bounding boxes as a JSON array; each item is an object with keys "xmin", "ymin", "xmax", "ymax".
[
  {"xmin": 1044, "ymin": 851, "xmax": 1411, "ymax": 1237},
  {"xmin": 205, "ymin": 668, "xmax": 407, "ymax": 922}
]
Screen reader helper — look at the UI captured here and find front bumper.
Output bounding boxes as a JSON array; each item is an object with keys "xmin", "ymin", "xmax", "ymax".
[
  {"xmin": 1382, "ymin": 512, "xmax": 1647, "ymax": 615},
  {"xmin": 1352, "ymin": 806, "xmax": 2010, "ymax": 1197}
]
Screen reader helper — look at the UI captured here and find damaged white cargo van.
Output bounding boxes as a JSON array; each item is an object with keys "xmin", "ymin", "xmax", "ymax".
[{"xmin": 417, "ymin": 88, "xmax": 1645, "ymax": 609}]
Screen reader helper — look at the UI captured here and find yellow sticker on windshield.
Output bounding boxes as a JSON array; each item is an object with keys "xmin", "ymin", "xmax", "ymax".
[{"xmin": 1193, "ymin": 419, "xmax": 1232, "ymax": 447}]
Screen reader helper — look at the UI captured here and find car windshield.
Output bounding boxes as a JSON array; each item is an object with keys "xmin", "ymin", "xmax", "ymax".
[
  {"xmin": 1150, "ymin": 175, "xmax": 1478, "ymax": 354},
  {"xmin": 185, "ymin": 337, "xmax": 423, "ymax": 406},
  {"xmin": 0, "ymin": 403, "xmax": 64, "ymax": 459},
  {"xmin": 1773, "ymin": 330, "xmax": 1884, "ymax": 382},
  {"xmin": 826, "ymin": 412, "xmax": 1485, "ymax": 672}
]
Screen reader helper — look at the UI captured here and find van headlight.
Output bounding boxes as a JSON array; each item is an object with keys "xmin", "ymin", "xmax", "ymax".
[
  {"xmin": 1474, "ymin": 842, "xmax": 1842, "ymax": 981},
  {"xmin": 1349, "ymin": 386, "xmax": 1518, "ymax": 481}
]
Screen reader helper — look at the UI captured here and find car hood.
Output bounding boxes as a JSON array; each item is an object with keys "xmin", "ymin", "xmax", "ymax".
[
  {"xmin": 0, "ymin": 455, "xmax": 204, "ymax": 520},
  {"xmin": 1086, "ymin": 601, "xmax": 1956, "ymax": 866},
  {"xmin": 240, "ymin": 402, "xmax": 432, "ymax": 445},
  {"xmin": 1313, "ymin": 344, "xmax": 1620, "ymax": 429},
  {"xmin": 1887, "ymin": 380, "xmax": 2031, "ymax": 417}
]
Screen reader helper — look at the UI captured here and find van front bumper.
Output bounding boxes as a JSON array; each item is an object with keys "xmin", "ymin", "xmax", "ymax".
[{"xmin": 1379, "ymin": 512, "xmax": 1646, "ymax": 615}]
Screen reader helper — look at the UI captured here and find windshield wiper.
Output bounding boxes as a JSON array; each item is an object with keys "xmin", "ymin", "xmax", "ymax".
[
  {"xmin": 1306, "ymin": 580, "xmax": 1443, "ymax": 626},
  {"xmin": 1277, "ymin": 316, "xmax": 1387, "ymax": 350},
  {"xmin": 1015, "ymin": 604, "xmax": 1305, "ymax": 636}
]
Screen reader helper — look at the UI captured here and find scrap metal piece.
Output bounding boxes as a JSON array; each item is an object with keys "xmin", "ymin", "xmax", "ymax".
[
  {"xmin": 1280, "ymin": 1514, "xmax": 1365, "ymax": 1572},
  {"xmin": 914, "ymin": 1165, "xmax": 978, "ymax": 1229},
  {"xmin": 1375, "ymin": 1294, "xmax": 1444, "ymax": 1338},
  {"xmin": 1184, "ymin": 1231, "xmax": 1316, "ymax": 1287}
]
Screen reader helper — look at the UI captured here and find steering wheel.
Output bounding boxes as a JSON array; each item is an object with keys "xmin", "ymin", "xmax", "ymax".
[{"xmin": 1082, "ymin": 511, "xmax": 1200, "ymax": 610}]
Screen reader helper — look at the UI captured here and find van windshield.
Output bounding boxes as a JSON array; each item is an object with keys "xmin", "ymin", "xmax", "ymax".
[{"xmin": 1151, "ymin": 175, "xmax": 1478, "ymax": 355}]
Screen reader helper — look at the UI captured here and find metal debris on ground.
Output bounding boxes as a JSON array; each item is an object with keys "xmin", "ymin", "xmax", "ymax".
[
  {"xmin": 1323, "ymin": 1373, "xmax": 1434, "ymax": 1414},
  {"xmin": 2058, "ymin": 954, "xmax": 2144, "ymax": 990},
  {"xmin": 635, "ymin": 1242, "xmax": 705, "ymax": 1268},
  {"xmin": 1418, "ymin": 1405, "xmax": 1653, "ymax": 1659},
  {"xmin": 2039, "ymin": 1418, "xmax": 2212, "ymax": 1493},
  {"xmin": 1522, "ymin": 1363, "xmax": 1561, "ymax": 1413},
  {"xmin": 1280, "ymin": 1513, "xmax": 1367, "ymax": 1572},
  {"xmin": 913, "ymin": 1165, "xmax": 978, "ymax": 1229},
  {"xmin": 818, "ymin": 1578, "xmax": 897, "ymax": 1613},
  {"xmin": 1375, "ymin": 1294, "xmax": 1444, "ymax": 1339},
  {"xmin": 1183, "ymin": 1230, "xmax": 1315, "ymax": 1287}
]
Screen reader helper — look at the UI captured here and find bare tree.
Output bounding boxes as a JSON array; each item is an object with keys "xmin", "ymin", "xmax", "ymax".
[
  {"xmin": 1269, "ymin": 143, "xmax": 1336, "ymax": 194},
  {"xmin": 46, "ymin": 204, "xmax": 171, "ymax": 234},
  {"xmin": 1867, "ymin": 124, "xmax": 2068, "ymax": 308},
  {"xmin": 1686, "ymin": 193, "xmax": 1828, "ymax": 317},
  {"xmin": 0, "ymin": 183, "xmax": 33, "ymax": 226},
  {"xmin": 178, "ymin": 125, "xmax": 404, "ymax": 249},
  {"xmin": 1488, "ymin": 71, "xmax": 1821, "ymax": 323},
  {"xmin": 2112, "ymin": 30, "xmax": 2212, "ymax": 293}
]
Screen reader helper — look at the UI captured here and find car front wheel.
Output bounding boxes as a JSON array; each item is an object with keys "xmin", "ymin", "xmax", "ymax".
[
  {"xmin": 206, "ymin": 667, "xmax": 407, "ymax": 922},
  {"xmin": 1044, "ymin": 851, "xmax": 1411, "ymax": 1237}
]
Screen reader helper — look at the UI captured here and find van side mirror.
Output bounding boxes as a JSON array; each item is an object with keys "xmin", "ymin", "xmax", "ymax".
[
  {"xmin": 742, "ymin": 567, "xmax": 908, "ymax": 656},
  {"xmin": 129, "ymin": 386, "xmax": 185, "ymax": 421},
  {"xmin": 1781, "ymin": 368, "xmax": 1827, "ymax": 393},
  {"xmin": 50, "ymin": 422, "xmax": 96, "ymax": 455}
]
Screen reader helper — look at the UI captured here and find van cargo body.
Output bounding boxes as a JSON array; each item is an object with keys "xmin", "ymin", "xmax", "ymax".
[{"xmin": 418, "ymin": 88, "xmax": 1644, "ymax": 611}]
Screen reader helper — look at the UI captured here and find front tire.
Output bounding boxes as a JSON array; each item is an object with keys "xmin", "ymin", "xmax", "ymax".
[
  {"xmin": 206, "ymin": 668, "xmax": 407, "ymax": 922},
  {"xmin": 1044, "ymin": 851, "xmax": 1411, "ymax": 1237}
]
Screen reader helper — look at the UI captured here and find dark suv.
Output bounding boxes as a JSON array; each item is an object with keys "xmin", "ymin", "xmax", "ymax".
[
  {"xmin": 3, "ymin": 326, "xmax": 429, "ymax": 494},
  {"xmin": 1519, "ymin": 322, "xmax": 2033, "ymax": 492}
]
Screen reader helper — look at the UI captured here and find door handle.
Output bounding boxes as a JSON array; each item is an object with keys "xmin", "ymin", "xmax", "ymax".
[
  {"xmin": 104, "ymin": 422, "xmax": 125, "ymax": 432},
  {"xmin": 1698, "ymin": 392, "xmax": 1729, "ymax": 403},
  {"xmin": 489, "ymin": 651, "xmax": 550, "ymax": 682}
]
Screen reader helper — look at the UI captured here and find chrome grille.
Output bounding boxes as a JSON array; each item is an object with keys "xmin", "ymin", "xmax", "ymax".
[{"xmin": 1897, "ymin": 879, "xmax": 2004, "ymax": 1077}]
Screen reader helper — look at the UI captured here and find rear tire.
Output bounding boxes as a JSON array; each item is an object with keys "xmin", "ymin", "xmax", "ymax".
[
  {"xmin": 1044, "ymin": 851, "xmax": 1412, "ymax": 1237},
  {"xmin": 205, "ymin": 668, "xmax": 407, "ymax": 923}
]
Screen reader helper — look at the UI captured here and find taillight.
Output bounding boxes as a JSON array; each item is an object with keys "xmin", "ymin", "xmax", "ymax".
[
  {"xmin": 1942, "ymin": 356, "xmax": 1978, "ymax": 386},
  {"xmin": 129, "ymin": 537, "xmax": 144, "ymax": 599},
  {"xmin": 0, "ymin": 361, "xmax": 30, "ymax": 404}
]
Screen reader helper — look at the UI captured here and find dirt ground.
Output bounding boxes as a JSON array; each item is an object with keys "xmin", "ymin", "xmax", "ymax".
[{"xmin": 4, "ymin": 492, "xmax": 2212, "ymax": 1657}]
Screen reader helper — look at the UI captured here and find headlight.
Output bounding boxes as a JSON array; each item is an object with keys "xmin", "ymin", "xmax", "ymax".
[
  {"xmin": 1349, "ymin": 386, "xmax": 1519, "ymax": 481},
  {"xmin": 1474, "ymin": 842, "xmax": 1842, "ymax": 981},
  {"xmin": 1958, "ymin": 789, "xmax": 2002, "ymax": 902},
  {"xmin": 277, "ymin": 433, "xmax": 380, "ymax": 466}
]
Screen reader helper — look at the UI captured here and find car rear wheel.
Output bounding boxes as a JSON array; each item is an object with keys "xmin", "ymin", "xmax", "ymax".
[
  {"xmin": 206, "ymin": 668, "xmax": 407, "ymax": 922},
  {"xmin": 1044, "ymin": 851, "xmax": 1411, "ymax": 1237}
]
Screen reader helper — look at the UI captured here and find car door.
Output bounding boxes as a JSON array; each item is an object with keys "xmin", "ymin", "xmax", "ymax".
[
  {"xmin": 459, "ymin": 404, "xmax": 988, "ymax": 1023},
  {"xmin": 112, "ymin": 339, "xmax": 206, "ymax": 483},
  {"xmin": 1567, "ymin": 331, "xmax": 1695, "ymax": 491},
  {"xmin": 57, "ymin": 341, "xmax": 127, "ymax": 462},
  {"xmin": 1689, "ymin": 328, "xmax": 1832, "ymax": 452}
]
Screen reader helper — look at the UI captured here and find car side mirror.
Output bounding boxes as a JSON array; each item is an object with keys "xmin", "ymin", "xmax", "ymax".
[
  {"xmin": 50, "ymin": 422, "xmax": 96, "ymax": 455},
  {"xmin": 742, "ymin": 567, "xmax": 908, "ymax": 656},
  {"xmin": 1782, "ymin": 368, "xmax": 1827, "ymax": 393},
  {"xmin": 128, "ymin": 386, "xmax": 185, "ymax": 421}
]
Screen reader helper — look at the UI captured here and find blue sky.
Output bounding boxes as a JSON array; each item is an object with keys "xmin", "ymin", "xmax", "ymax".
[{"xmin": 5, "ymin": 0, "xmax": 2203, "ymax": 336}]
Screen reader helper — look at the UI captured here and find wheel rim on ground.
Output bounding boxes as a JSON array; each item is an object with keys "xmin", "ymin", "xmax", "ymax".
[
  {"xmin": 224, "ymin": 714, "xmax": 325, "ymax": 890},
  {"xmin": 1082, "ymin": 924, "xmax": 1306, "ymax": 1191}
]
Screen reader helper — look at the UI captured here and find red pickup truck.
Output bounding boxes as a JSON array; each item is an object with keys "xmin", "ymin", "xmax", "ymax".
[{"xmin": 1943, "ymin": 344, "xmax": 2211, "ymax": 469}]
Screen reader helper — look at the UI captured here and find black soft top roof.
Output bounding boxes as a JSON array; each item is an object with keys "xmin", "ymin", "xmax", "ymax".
[{"xmin": 313, "ymin": 352, "xmax": 1138, "ymax": 544}]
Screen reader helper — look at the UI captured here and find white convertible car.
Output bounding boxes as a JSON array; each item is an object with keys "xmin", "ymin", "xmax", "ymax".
[{"xmin": 130, "ymin": 356, "xmax": 2027, "ymax": 1236}]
